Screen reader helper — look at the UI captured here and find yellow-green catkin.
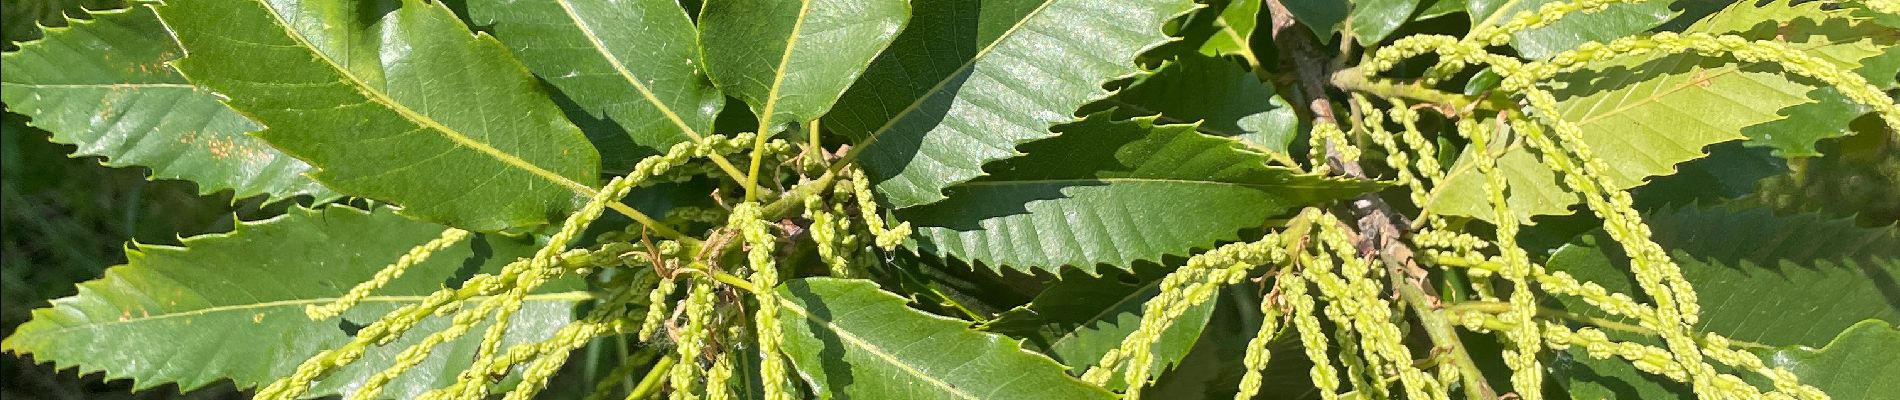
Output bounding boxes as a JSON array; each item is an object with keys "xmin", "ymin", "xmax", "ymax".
[
  {"xmin": 1300, "ymin": 236, "xmax": 1380, "ymax": 398},
  {"xmin": 307, "ymin": 228, "xmax": 470, "ymax": 320},
  {"xmin": 455, "ymin": 174, "xmax": 645, "ymax": 399},
  {"xmin": 804, "ymin": 192, "xmax": 856, "ymax": 278},
  {"xmin": 1314, "ymin": 216, "xmax": 1445, "ymax": 400},
  {"xmin": 429, "ymin": 288, "xmax": 640, "ymax": 400},
  {"xmin": 850, "ymin": 168, "xmax": 910, "ymax": 249},
  {"xmin": 261, "ymin": 258, "xmax": 536, "ymax": 400},
  {"xmin": 705, "ymin": 354, "xmax": 737, "ymax": 400},
  {"xmin": 1462, "ymin": 112, "xmax": 1547, "ymax": 400},
  {"xmin": 640, "ymin": 242, "xmax": 684, "ymax": 342},
  {"xmin": 1284, "ymin": 258, "xmax": 1342, "ymax": 400},
  {"xmin": 731, "ymin": 203, "xmax": 794, "ymax": 400},
  {"xmin": 669, "ymin": 278, "xmax": 717, "ymax": 400},
  {"xmin": 1537, "ymin": 322, "xmax": 1690, "ymax": 383},
  {"xmin": 1307, "ymin": 121, "xmax": 1356, "ymax": 175},
  {"xmin": 1082, "ymin": 233, "xmax": 1286, "ymax": 397},
  {"xmin": 1233, "ymin": 279, "xmax": 1288, "ymax": 400}
]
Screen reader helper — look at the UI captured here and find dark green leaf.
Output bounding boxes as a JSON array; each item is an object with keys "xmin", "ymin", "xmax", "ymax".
[
  {"xmin": 775, "ymin": 278, "xmax": 1115, "ymax": 400},
  {"xmin": 155, "ymin": 0, "xmax": 600, "ymax": 232},
  {"xmin": 469, "ymin": 0, "xmax": 726, "ymax": 155},
  {"xmin": 1281, "ymin": 0, "xmax": 1349, "ymax": 41},
  {"xmin": 985, "ymin": 269, "xmax": 1216, "ymax": 390},
  {"xmin": 0, "ymin": 206, "xmax": 586, "ymax": 397},
  {"xmin": 699, "ymin": 0, "xmax": 909, "ymax": 133},
  {"xmin": 1086, "ymin": 54, "xmax": 1299, "ymax": 159},
  {"xmin": 829, "ymin": 0, "xmax": 1197, "ymax": 209},
  {"xmin": 1350, "ymin": 0, "xmax": 1421, "ymax": 45},
  {"xmin": 0, "ymin": 7, "xmax": 334, "ymax": 203},
  {"xmin": 898, "ymin": 114, "xmax": 1379, "ymax": 274},
  {"xmin": 1547, "ymin": 206, "xmax": 1900, "ymax": 347},
  {"xmin": 1466, "ymin": 0, "xmax": 1675, "ymax": 59}
]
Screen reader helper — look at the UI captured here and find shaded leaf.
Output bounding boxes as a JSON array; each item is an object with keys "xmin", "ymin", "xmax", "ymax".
[
  {"xmin": 1084, "ymin": 54, "xmax": 1299, "ymax": 159},
  {"xmin": 469, "ymin": 0, "xmax": 726, "ymax": 155},
  {"xmin": 1547, "ymin": 206, "xmax": 1900, "ymax": 347},
  {"xmin": 1281, "ymin": 0, "xmax": 1349, "ymax": 41},
  {"xmin": 0, "ymin": 206, "xmax": 585, "ymax": 398},
  {"xmin": 829, "ymin": 0, "xmax": 1196, "ymax": 209},
  {"xmin": 1429, "ymin": 1, "xmax": 1898, "ymax": 222},
  {"xmin": 775, "ymin": 278, "xmax": 1115, "ymax": 400},
  {"xmin": 699, "ymin": 0, "xmax": 908, "ymax": 132},
  {"xmin": 1351, "ymin": 0, "xmax": 1421, "ymax": 45},
  {"xmin": 154, "ymin": 0, "xmax": 600, "ymax": 232},
  {"xmin": 1466, "ymin": 0, "xmax": 1675, "ymax": 59},
  {"xmin": 898, "ymin": 114, "xmax": 1379, "ymax": 274},
  {"xmin": 985, "ymin": 269, "xmax": 1216, "ymax": 391},
  {"xmin": 0, "ymin": 7, "xmax": 333, "ymax": 203}
]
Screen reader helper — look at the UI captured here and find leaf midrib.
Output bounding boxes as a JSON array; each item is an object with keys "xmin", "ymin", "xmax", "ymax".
[
  {"xmin": 550, "ymin": 0, "xmax": 705, "ymax": 141},
  {"xmin": 843, "ymin": 0, "xmax": 1061, "ymax": 157},
  {"xmin": 17, "ymin": 292, "xmax": 593, "ymax": 337},
  {"xmin": 755, "ymin": 0, "xmax": 815, "ymax": 130},
  {"xmin": 781, "ymin": 298, "xmax": 980, "ymax": 400},
  {"xmin": 245, "ymin": 0, "xmax": 595, "ymax": 196}
]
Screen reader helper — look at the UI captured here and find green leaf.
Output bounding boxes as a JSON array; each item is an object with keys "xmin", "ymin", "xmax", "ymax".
[
  {"xmin": 468, "ymin": 0, "xmax": 725, "ymax": 155},
  {"xmin": 1281, "ymin": 0, "xmax": 1349, "ymax": 41},
  {"xmin": 1553, "ymin": 320, "xmax": 1900, "ymax": 400},
  {"xmin": 1428, "ymin": 1, "xmax": 1898, "ymax": 223},
  {"xmin": 0, "ymin": 0, "xmax": 121, "ymax": 49},
  {"xmin": 0, "ymin": 205, "xmax": 586, "ymax": 397},
  {"xmin": 1546, "ymin": 206, "xmax": 1900, "ymax": 347},
  {"xmin": 897, "ymin": 114, "xmax": 1378, "ymax": 274},
  {"xmin": 828, "ymin": 0, "xmax": 1196, "ymax": 209},
  {"xmin": 698, "ymin": 0, "xmax": 908, "ymax": 133},
  {"xmin": 1415, "ymin": 0, "xmax": 1465, "ymax": 20},
  {"xmin": 1198, "ymin": 0, "xmax": 1263, "ymax": 60},
  {"xmin": 0, "ymin": 7, "xmax": 334, "ymax": 203},
  {"xmin": 775, "ymin": 278, "xmax": 1116, "ymax": 400},
  {"xmin": 153, "ymin": 0, "xmax": 601, "ymax": 232},
  {"xmin": 1085, "ymin": 54, "xmax": 1300, "ymax": 159},
  {"xmin": 1466, "ymin": 0, "xmax": 1675, "ymax": 59},
  {"xmin": 985, "ymin": 269, "xmax": 1216, "ymax": 391},
  {"xmin": 1749, "ymin": 320, "xmax": 1900, "ymax": 400},
  {"xmin": 1350, "ymin": 0, "xmax": 1421, "ymax": 45}
]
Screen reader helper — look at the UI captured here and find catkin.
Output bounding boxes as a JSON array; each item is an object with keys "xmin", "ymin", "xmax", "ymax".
[
  {"xmin": 306, "ymin": 228, "xmax": 470, "ymax": 320},
  {"xmin": 731, "ymin": 203, "xmax": 794, "ymax": 400},
  {"xmin": 1233, "ymin": 280, "xmax": 1286, "ymax": 400}
]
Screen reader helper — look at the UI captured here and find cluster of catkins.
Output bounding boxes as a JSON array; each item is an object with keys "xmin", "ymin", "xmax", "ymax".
[
  {"xmin": 253, "ymin": 128, "xmax": 908, "ymax": 400},
  {"xmin": 247, "ymin": 0, "xmax": 1900, "ymax": 399},
  {"xmin": 1085, "ymin": 1, "xmax": 1900, "ymax": 400}
]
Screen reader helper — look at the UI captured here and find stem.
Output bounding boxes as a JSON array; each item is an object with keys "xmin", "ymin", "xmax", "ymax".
[
  {"xmin": 1329, "ymin": 68, "xmax": 1510, "ymax": 114},
  {"xmin": 1262, "ymin": 1, "xmax": 1498, "ymax": 398},
  {"xmin": 626, "ymin": 355, "xmax": 678, "ymax": 400},
  {"xmin": 807, "ymin": 119, "xmax": 823, "ymax": 155},
  {"xmin": 607, "ymin": 202, "xmax": 694, "ymax": 245}
]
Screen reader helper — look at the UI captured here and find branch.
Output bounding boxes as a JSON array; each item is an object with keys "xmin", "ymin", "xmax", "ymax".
[
  {"xmin": 1328, "ymin": 67, "xmax": 1512, "ymax": 116},
  {"xmin": 1262, "ymin": 2, "xmax": 1498, "ymax": 398}
]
